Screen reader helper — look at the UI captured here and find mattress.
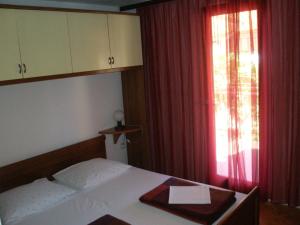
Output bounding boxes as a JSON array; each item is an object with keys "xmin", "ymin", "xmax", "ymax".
[{"xmin": 10, "ymin": 167, "xmax": 246, "ymax": 225}]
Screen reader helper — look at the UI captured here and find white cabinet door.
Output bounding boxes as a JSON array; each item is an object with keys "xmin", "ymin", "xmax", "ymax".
[
  {"xmin": 0, "ymin": 9, "xmax": 23, "ymax": 81},
  {"xmin": 17, "ymin": 10, "xmax": 72, "ymax": 78},
  {"xmin": 108, "ymin": 14, "xmax": 143, "ymax": 68},
  {"xmin": 68, "ymin": 13, "xmax": 111, "ymax": 72}
]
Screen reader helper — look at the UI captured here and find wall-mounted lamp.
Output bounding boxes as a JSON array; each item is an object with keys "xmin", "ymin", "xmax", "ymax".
[{"xmin": 113, "ymin": 110, "xmax": 125, "ymax": 131}]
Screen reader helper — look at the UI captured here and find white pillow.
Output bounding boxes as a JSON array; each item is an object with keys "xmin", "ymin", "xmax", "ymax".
[
  {"xmin": 0, "ymin": 178, "xmax": 75, "ymax": 224},
  {"xmin": 53, "ymin": 158, "xmax": 131, "ymax": 190}
]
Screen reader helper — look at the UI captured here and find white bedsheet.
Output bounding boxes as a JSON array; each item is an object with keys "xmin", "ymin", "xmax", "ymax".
[{"xmin": 10, "ymin": 167, "xmax": 246, "ymax": 225}]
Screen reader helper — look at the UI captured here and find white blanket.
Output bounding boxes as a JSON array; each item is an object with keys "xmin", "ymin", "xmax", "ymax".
[{"xmin": 10, "ymin": 167, "xmax": 246, "ymax": 225}]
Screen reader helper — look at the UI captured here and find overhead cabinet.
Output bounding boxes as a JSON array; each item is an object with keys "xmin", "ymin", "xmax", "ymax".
[
  {"xmin": 17, "ymin": 10, "xmax": 72, "ymax": 78},
  {"xmin": 108, "ymin": 14, "xmax": 143, "ymax": 68},
  {"xmin": 0, "ymin": 9, "xmax": 23, "ymax": 81},
  {"xmin": 68, "ymin": 13, "xmax": 143, "ymax": 72},
  {"xmin": 67, "ymin": 13, "xmax": 111, "ymax": 72},
  {"xmin": 0, "ymin": 7, "xmax": 143, "ymax": 83},
  {"xmin": 0, "ymin": 9, "xmax": 72, "ymax": 80}
]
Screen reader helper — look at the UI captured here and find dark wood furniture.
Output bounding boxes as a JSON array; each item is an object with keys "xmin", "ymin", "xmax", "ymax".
[
  {"xmin": 120, "ymin": 0, "xmax": 174, "ymax": 11},
  {"xmin": 121, "ymin": 67, "xmax": 151, "ymax": 170},
  {"xmin": 0, "ymin": 4, "xmax": 136, "ymax": 14},
  {"xmin": 0, "ymin": 135, "xmax": 106, "ymax": 193},
  {"xmin": 88, "ymin": 214, "xmax": 130, "ymax": 225},
  {"xmin": 0, "ymin": 66, "xmax": 142, "ymax": 87},
  {"xmin": 219, "ymin": 187, "xmax": 260, "ymax": 225},
  {"xmin": 99, "ymin": 126, "xmax": 141, "ymax": 144}
]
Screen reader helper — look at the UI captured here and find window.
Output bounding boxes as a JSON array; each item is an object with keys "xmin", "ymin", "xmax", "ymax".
[{"xmin": 211, "ymin": 10, "xmax": 259, "ymax": 183}]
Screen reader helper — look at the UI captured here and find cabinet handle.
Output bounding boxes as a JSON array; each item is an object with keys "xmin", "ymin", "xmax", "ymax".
[
  {"xmin": 108, "ymin": 57, "xmax": 111, "ymax": 65},
  {"xmin": 23, "ymin": 64, "xmax": 27, "ymax": 73},
  {"xmin": 18, "ymin": 64, "xmax": 22, "ymax": 74},
  {"xmin": 112, "ymin": 57, "xmax": 115, "ymax": 64}
]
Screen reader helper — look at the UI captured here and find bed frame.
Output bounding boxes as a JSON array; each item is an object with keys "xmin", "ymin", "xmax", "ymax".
[
  {"xmin": 0, "ymin": 135, "xmax": 106, "ymax": 193},
  {"xmin": 219, "ymin": 186, "xmax": 259, "ymax": 225},
  {"xmin": 0, "ymin": 134, "xmax": 259, "ymax": 225}
]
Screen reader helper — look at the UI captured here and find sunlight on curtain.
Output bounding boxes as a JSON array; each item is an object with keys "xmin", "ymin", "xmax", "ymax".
[{"xmin": 212, "ymin": 10, "xmax": 259, "ymax": 184}]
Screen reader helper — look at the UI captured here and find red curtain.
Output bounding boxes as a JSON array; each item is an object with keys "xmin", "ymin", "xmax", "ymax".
[
  {"xmin": 140, "ymin": 0, "xmax": 300, "ymax": 205},
  {"xmin": 140, "ymin": 0, "xmax": 260, "ymax": 192},
  {"xmin": 139, "ymin": 0, "xmax": 213, "ymax": 183},
  {"xmin": 259, "ymin": 0, "xmax": 300, "ymax": 206}
]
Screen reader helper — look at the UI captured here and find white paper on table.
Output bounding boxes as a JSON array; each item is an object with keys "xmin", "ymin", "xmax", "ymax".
[{"xmin": 168, "ymin": 185, "xmax": 211, "ymax": 204}]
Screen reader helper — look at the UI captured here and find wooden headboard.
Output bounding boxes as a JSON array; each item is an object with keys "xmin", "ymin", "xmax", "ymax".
[{"xmin": 0, "ymin": 135, "xmax": 106, "ymax": 193}]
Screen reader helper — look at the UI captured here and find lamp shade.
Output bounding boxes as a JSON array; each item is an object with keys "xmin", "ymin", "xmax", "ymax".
[{"xmin": 113, "ymin": 110, "xmax": 124, "ymax": 122}]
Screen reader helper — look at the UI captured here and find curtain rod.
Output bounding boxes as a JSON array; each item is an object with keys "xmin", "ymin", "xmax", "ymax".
[{"xmin": 120, "ymin": 0, "xmax": 174, "ymax": 11}]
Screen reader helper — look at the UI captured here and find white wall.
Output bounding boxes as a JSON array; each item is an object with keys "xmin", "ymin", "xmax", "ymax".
[
  {"xmin": 0, "ymin": 0, "xmax": 128, "ymax": 167},
  {"xmin": 0, "ymin": 74, "xmax": 127, "ymax": 167}
]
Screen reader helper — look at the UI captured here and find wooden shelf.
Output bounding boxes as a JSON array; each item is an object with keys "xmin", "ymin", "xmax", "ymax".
[
  {"xmin": 99, "ymin": 125, "xmax": 141, "ymax": 144},
  {"xmin": 0, "ymin": 66, "xmax": 143, "ymax": 87}
]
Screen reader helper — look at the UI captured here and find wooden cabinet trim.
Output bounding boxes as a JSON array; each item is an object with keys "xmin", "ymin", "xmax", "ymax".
[
  {"xmin": 121, "ymin": 68, "xmax": 150, "ymax": 169},
  {"xmin": 0, "ymin": 4, "xmax": 139, "ymax": 16},
  {"xmin": 0, "ymin": 66, "xmax": 143, "ymax": 86}
]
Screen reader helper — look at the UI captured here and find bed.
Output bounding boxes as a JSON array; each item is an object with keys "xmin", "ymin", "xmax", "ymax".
[{"xmin": 0, "ymin": 135, "xmax": 259, "ymax": 225}]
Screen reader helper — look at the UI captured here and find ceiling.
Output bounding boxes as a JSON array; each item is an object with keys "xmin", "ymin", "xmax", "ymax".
[{"xmin": 40, "ymin": 0, "xmax": 150, "ymax": 7}]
